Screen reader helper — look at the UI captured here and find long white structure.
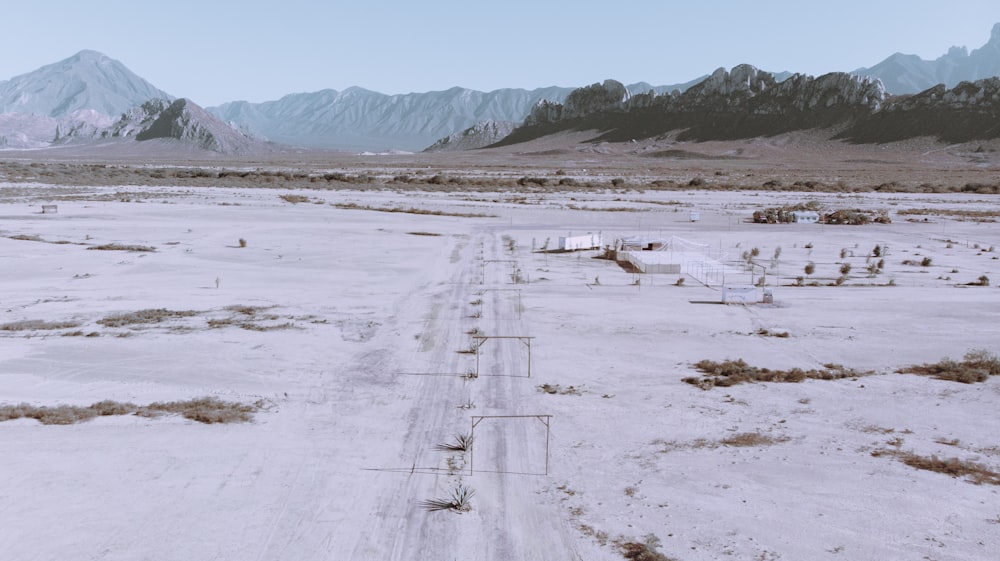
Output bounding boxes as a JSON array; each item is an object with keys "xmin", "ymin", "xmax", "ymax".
[{"xmin": 558, "ymin": 233, "xmax": 602, "ymax": 251}]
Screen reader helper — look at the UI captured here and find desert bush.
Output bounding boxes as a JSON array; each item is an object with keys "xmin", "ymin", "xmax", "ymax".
[
  {"xmin": 144, "ymin": 397, "xmax": 260, "ymax": 423},
  {"xmin": 98, "ymin": 308, "xmax": 197, "ymax": 327},
  {"xmin": 720, "ymin": 431, "xmax": 790, "ymax": 447},
  {"xmin": 238, "ymin": 238, "xmax": 247, "ymax": 248},
  {"xmin": 684, "ymin": 359, "xmax": 869, "ymax": 389},
  {"xmin": 279, "ymin": 194, "xmax": 310, "ymax": 204},
  {"xmin": 88, "ymin": 243, "xmax": 155, "ymax": 252},
  {"xmin": 0, "ymin": 397, "xmax": 260, "ymax": 425},
  {"xmin": 872, "ymin": 448, "xmax": 1000, "ymax": 485},
  {"xmin": 804, "ymin": 262, "xmax": 815, "ymax": 276},
  {"xmin": 420, "ymin": 483, "xmax": 475, "ymax": 512},
  {"xmin": 435, "ymin": 433, "xmax": 474, "ymax": 452},
  {"xmin": 620, "ymin": 534, "xmax": 676, "ymax": 561},
  {"xmin": 898, "ymin": 350, "xmax": 1000, "ymax": 383},
  {"xmin": 840, "ymin": 263, "xmax": 852, "ymax": 275},
  {"xmin": 1, "ymin": 319, "xmax": 81, "ymax": 331}
]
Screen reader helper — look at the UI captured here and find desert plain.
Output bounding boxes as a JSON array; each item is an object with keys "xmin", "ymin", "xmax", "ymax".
[{"xmin": 1, "ymin": 135, "xmax": 999, "ymax": 561}]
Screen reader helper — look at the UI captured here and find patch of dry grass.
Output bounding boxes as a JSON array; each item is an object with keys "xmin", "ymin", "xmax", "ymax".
[
  {"xmin": 0, "ymin": 397, "xmax": 262, "ymax": 425},
  {"xmin": 1, "ymin": 319, "xmax": 81, "ymax": 331},
  {"xmin": 897, "ymin": 349, "xmax": 1000, "ymax": 383},
  {"xmin": 683, "ymin": 359, "xmax": 870, "ymax": 389},
  {"xmin": 333, "ymin": 202, "xmax": 496, "ymax": 218},
  {"xmin": 279, "ymin": 194, "xmax": 312, "ymax": 204},
  {"xmin": 872, "ymin": 448, "xmax": 1000, "ymax": 485},
  {"xmin": 87, "ymin": 243, "xmax": 156, "ymax": 252},
  {"xmin": 720, "ymin": 431, "xmax": 791, "ymax": 447},
  {"xmin": 98, "ymin": 308, "xmax": 198, "ymax": 327},
  {"xmin": 655, "ymin": 431, "xmax": 789, "ymax": 452}
]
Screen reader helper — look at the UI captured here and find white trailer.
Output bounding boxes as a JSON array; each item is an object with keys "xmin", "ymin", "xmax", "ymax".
[{"xmin": 558, "ymin": 233, "xmax": 602, "ymax": 251}]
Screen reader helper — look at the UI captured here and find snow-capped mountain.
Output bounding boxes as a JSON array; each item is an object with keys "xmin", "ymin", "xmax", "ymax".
[{"xmin": 856, "ymin": 23, "xmax": 1000, "ymax": 94}]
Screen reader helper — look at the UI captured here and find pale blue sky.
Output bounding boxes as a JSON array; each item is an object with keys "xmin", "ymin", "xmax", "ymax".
[{"xmin": 4, "ymin": 0, "xmax": 1000, "ymax": 106}]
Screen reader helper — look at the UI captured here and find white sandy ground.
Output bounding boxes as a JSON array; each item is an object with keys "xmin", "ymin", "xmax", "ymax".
[{"xmin": 0, "ymin": 183, "xmax": 999, "ymax": 561}]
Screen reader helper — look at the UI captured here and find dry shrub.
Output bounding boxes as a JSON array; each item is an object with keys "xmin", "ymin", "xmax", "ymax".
[
  {"xmin": 332, "ymin": 202, "xmax": 496, "ymax": 218},
  {"xmin": 897, "ymin": 350, "xmax": 1000, "ymax": 383},
  {"xmin": 145, "ymin": 397, "xmax": 259, "ymax": 424},
  {"xmin": 279, "ymin": 194, "xmax": 311, "ymax": 204},
  {"xmin": 98, "ymin": 309, "xmax": 198, "ymax": 327},
  {"xmin": 619, "ymin": 535, "xmax": 675, "ymax": 561},
  {"xmin": 87, "ymin": 243, "xmax": 156, "ymax": 252},
  {"xmin": 873, "ymin": 449, "xmax": 1000, "ymax": 485},
  {"xmin": 720, "ymin": 431, "xmax": 790, "ymax": 447},
  {"xmin": 1, "ymin": 319, "xmax": 81, "ymax": 331},
  {"xmin": 684, "ymin": 359, "xmax": 869, "ymax": 389},
  {"xmin": 0, "ymin": 398, "xmax": 260, "ymax": 425}
]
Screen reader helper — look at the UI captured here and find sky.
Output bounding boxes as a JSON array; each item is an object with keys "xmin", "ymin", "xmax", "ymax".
[{"xmin": 4, "ymin": 0, "xmax": 1000, "ymax": 106}]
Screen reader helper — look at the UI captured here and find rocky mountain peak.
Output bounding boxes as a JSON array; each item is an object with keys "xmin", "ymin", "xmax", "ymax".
[
  {"xmin": 423, "ymin": 119, "xmax": 517, "ymax": 152},
  {"xmin": 133, "ymin": 98, "xmax": 259, "ymax": 154},
  {"xmin": 687, "ymin": 64, "xmax": 776, "ymax": 97}
]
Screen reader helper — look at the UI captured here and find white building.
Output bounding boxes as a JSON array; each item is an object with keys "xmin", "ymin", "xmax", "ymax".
[
  {"xmin": 558, "ymin": 233, "xmax": 603, "ymax": 251},
  {"xmin": 790, "ymin": 211, "xmax": 819, "ymax": 223}
]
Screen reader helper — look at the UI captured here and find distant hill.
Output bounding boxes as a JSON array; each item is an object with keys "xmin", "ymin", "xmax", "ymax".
[
  {"xmin": 493, "ymin": 66, "xmax": 1000, "ymax": 148},
  {"xmin": 56, "ymin": 98, "xmax": 267, "ymax": 155},
  {"xmin": 3, "ymin": 23, "xmax": 1000, "ymax": 153},
  {"xmin": 857, "ymin": 23, "xmax": 1000, "ymax": 94},
  {"xmin": 0, "ymin": 50, "xmax": 172, "ymax": 117}
]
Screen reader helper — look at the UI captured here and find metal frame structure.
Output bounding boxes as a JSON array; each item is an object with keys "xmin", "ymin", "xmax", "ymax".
[
  {"xmin": 472, "ymin": 335, "xmax": 534, "ymax": 378},
  {"xmin": 470, "ymin": 414, "xmax": 552, "ymax": 475}
]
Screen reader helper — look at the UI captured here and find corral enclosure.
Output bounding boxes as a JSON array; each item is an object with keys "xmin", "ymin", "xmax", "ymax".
[{"xmin": 1, "ymin": 148, "xmax": 999, "ymax": 561}]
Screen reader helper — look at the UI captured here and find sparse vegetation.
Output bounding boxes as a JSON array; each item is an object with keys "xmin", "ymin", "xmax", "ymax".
[
  {"xmin": 279, "ymin": 194, "xmax": 311, "ymax": 204},
  {"xmin": 1, "ymin": 319, "xmax": 81, "ymax": 331},
  {"xmin": 88, "ymin": 243, "xmax": 156, "ymax": 252},
  {"xmin": 683, "ymin": 359, "xmax": 870, "ymax": 389},
  {"xmin": 0, "ymin": 397, "xmax": 262, "ymax": 425},
  {"xmin": 419, "ymin": 483, "xmax": 475, "ymax": 512},
  {"xmin": 435, "ymin": 433, "xmax": 474, "ymax": 452},
  {"xmin": 333, "ymin": 202, "xmax": 496, "ymax": 218},
  {"xmin": 897, "ymin": 350, "xmax": 1000, "ymax": 383},
  {"xmin": 720, "ymin": 431, "xmax": 791, "ymax": 447},
  {"xmin": 872, "ymin": 448, "xmax": 1000, "ymax": 485},
  {"xmin": 97, "ymin": 309, "xmax": 197, "ymax": 327}
]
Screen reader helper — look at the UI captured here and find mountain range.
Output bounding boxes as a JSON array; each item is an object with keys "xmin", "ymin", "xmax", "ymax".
[{"xmin": 1, "ymin": 24, "xmax": 1000, "ymax": 153}]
